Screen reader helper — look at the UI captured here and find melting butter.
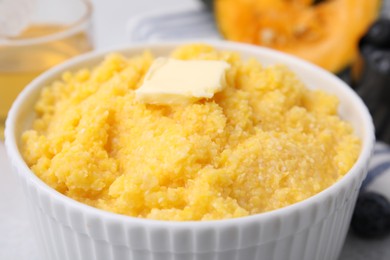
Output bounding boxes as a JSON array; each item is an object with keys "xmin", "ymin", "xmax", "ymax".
[{"xmin": 135, "ymin": 58, "xmax": 231, "ymax": 105}]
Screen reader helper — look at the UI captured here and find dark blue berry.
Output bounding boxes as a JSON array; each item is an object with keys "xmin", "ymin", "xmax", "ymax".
[
  {"xmin": 351, "ymin": 192, "xmax": 390, "ymax": 238},
  {"xmin": 364, "ymin": 19, "xmax": 390, "ymax": 48},
  {"xmin": 360, "ymin": 44, "xmax": 376, "ymax": 57},
  {"xmin": 367, "ymin": 50, "xmax": 390, "ymax": 74}
]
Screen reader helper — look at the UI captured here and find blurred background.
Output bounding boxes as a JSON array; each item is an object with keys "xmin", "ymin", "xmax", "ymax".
[{"xmin": 1, "ymin": 0, "xmax": 390, "ymax": 259}]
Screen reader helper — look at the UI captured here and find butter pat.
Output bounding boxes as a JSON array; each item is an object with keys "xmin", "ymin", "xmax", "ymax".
[{"xmin": 135, "ymin": 58, "xmax": 231, "ymax": 105}]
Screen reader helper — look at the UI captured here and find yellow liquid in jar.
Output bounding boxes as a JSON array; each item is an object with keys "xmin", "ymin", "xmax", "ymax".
[{"xmin": 0, "ymin": 24, "xmax": 92, "ymax": 139}]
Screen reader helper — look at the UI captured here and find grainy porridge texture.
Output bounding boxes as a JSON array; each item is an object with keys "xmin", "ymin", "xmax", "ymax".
[{"xmin": 22, "ymin": 44, "xmax": 360, "ymax": 221}]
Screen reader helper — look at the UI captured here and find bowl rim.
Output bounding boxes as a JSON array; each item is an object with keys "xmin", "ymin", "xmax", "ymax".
[{"xmin": 5, "ymin": 40, "xmax": 375, "ymax": 229}]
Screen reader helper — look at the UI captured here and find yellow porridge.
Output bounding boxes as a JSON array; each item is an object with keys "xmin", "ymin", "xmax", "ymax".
[{"xmin": 21, "ymin": 44, "xmax": 360, "ymax": 221}]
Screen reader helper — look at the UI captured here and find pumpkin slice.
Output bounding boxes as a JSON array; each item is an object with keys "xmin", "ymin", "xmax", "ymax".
[{"xmin": 215, "ymin": 0, "xmax": 381, "ymax": 73}]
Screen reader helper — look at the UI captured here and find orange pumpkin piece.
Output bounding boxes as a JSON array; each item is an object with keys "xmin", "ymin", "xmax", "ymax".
[{"xmin": 215, "ymin": 0, "xmax": 381, "ymax": 72}]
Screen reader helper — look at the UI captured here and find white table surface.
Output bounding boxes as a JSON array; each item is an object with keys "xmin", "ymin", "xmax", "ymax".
[{"xmin": 1, "ymin": 0, "xmax": 390, "ymax": 259}]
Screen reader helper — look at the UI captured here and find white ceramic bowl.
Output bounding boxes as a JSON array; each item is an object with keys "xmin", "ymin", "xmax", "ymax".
[{"xmin": 5, "ymin": 41, "xmax": 375, "ymax": 260}]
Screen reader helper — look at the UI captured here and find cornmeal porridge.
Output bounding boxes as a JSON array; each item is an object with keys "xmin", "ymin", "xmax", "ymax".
[{"xmin": 21, "ymin": 44, "xmax": 360, "ymax": 221}]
